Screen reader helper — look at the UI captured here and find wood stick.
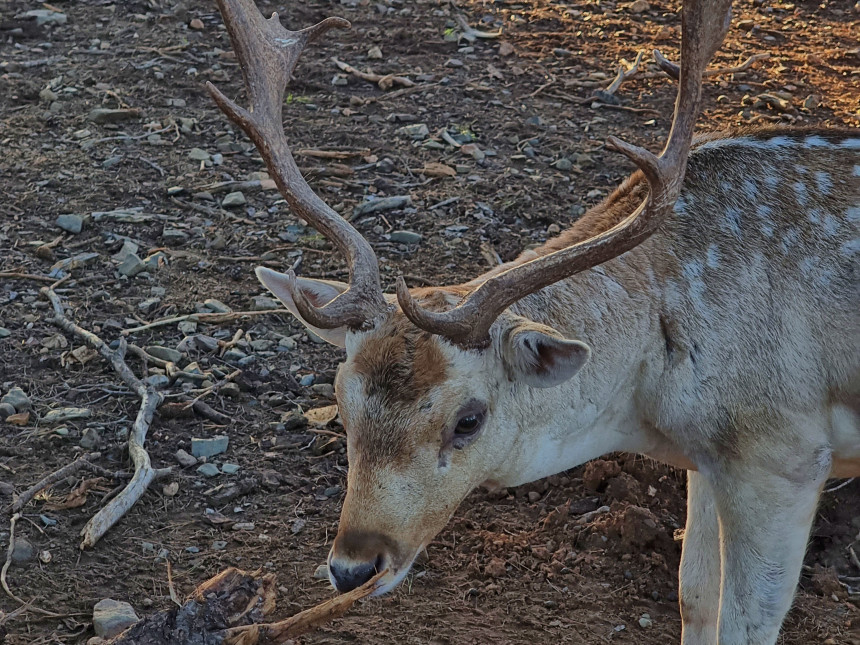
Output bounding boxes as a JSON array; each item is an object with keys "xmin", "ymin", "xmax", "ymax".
[{"xmin": 121, "ymin": 310, "xmax": 284, "ymax": 335}]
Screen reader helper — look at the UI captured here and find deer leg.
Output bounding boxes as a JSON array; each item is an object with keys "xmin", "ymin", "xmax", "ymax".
[
  {"xmin": 679, "ymin": 470, "xmax": 720, "ymax": 645},
  {"xmin": 710, "ymin": 443, "xmax": 830, "ymax": 645}
]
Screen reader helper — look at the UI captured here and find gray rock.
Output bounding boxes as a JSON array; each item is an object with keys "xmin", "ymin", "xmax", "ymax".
[
  {"xmin": 237, "ymin": 355, "xmax": 256, "ymax": 367},
  {"xmin": 212, "ymin": 540, "xmax": 227, "ymax": 551},
  {"xmin": 178, "ymin": 320, "xmax": 198, "ymax": 334},
  {"xmin": 176, "ymin": 334, "xmax": 219, "ymax": 353},
  {"xmin": 80, "ymin": 427, "xmax": 101, "ymax": 450},
  {"xmin": 191, "ymin": 435, "xmax": 229, "ymax": 458},
  {"xmin": 0, "ymin": 328, "xmax": 10, "ymax": 339},
  {"xmin": 390, "ymin": 230, "xmax": 423, "ymax": 244},
  {"xmin": 352, "ymin": 195, "xmax": 412, "ymax": 218},
  {"xmin": 117, "ymin": 254, "xmax": 146, "ymax": 277},
  {"xmin": 88, "ymin": 108, "xmax": 141, "ymax": 124},
  {"xmin": 0, "ymin": 402, "xmax": 16, "ymax": 420},
  {"xmin": 395, "ymin": 123, "xmax": 429, "ymax": 139},
  {"xmin": 56, "ymin": 214, "xmax": 84, "ymax": 234},
  {"xmin": 161, "ymin": 228, "xmax": 189, "ymax": 245},
  {"xmin": 174, "ymin": 449, "xmax": 197, "ymax": 467},
  {"xmin": 112, "ymin": 240, "xmax": 139, "ymax": 264},
  {"xmin": 42, "ymin": 407, "xmax": 91, "ymax": 423},
  {"xmin": 138, "ymin": 297, "xmax": 161, "ymax": 314},
  {"xmin": 21, "ymin": 9, "xmax": 67, "ymax": 26},
  {"xmin": 291, "ymin": 518, "xmax": 306, "ymax": 534},
  {"xmin": 251, "ymin": 295, "xmax": 279, "ymax": 311},
  {"xmin": 313, "ymin": 564, "xmax": 330, "ymax": 580},
  {"xmin": 222, "ymin": 348, "xmax": 247, "ymax": 362},
  {"xmin": 145, "ymin": 346, "xmax": 183, "ymax": 363},
  {"xmin": 11, "ymin": 537, "xmax": 35, "ymax": 564},
  {"xmin": 143, "ymin": 251, "xmax": 168, "ymax": 270},
  {"xmin": 188, "ymin": 147, "xmax": 211, "ymax": 161},
  {"xmin": 312, "ymin": 383, "xmax": 335, "ymax": 398},
  {"xmin": 196, "ymin": 463, "xmax": 220, "ymax": 477},
  {"xmin": 1, "ymin": 387, "xmax": 31, "ymax": 412},
  {"xmin": 220, "ymin": 382, "xmax": 241, "ymax": 400},
  {"xmin": 553, "ymin": 158, "xmax": 573, "ymax": 171},
  {"xmin": 299, "ymin": 374, "xmax": 315, "ymax": 387},
  {"xmin": 51, "ymin": 252, "xmax": 100, "ymax": 274},
  {"xmin": 232, "ymin": 522, "xmax": 254, "ymax": 531},
  {"xmin": 203, "ymin": 298, "xmax": 231, "ymax": 313},
  {"xmin": 324, "ymin": 485, "xmax": 342, "ymax": 498},
  {"xmin": 92, "ymin": 599, "xmax": 139, "ymax": 638},
  {"xmin": 167, "ymin": 98, "xmax": 186, "ymax": 108},
  {"xmin": 220, "ymin": 463, "xmax": 241, "ymax": 474},
  {"xmin": 248, "ymin": 339, "xmax": 273, "ymax": 352},
  {"xmin": 144, "ymin": 374, "xmax": 170, "ymax": 389},
  {"xmin": 221, "ymin": 191, "xmax": 247, "ymax": 208}
]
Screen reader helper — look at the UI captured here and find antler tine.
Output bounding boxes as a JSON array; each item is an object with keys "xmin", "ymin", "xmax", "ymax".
[
  {"xmin": 396, "ymin": 0, "xmax": 732, "ymax": 348},
  {"xmin": 207, "ymin": 0, "xmax": 388, "ymax": 330}
]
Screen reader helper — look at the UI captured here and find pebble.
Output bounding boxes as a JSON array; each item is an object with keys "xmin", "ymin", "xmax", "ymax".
[
  {"xmin": 1, "ymin": 387, "xmax": 31, "ymax": 412},
  {"xmin": 92, "ymin": 599, "xmax": 139, "ymax": 638},
  {"xmin": 143, "ymin": 251, "xmax": 168, "ymax": 270},
  {"xmin": 232, "ymin": 522, "xmax": 255, "ymax": 531},
  {"xmin": 191, "ymin": 435, "xmax": 229, "ymax": 458},
  {"xmin": 42, "ymin": 407, "xmax": 92, "ymax": 423},
  {"xmin": 638, "ymin": 614, "xmax": 653, "ymax": 629},
  {"xmin": 324, "ymin": 485, "xmax": 342, "ymax": 498},
  {"xmin": 223, "ymin": 348, "xmax": 247, "ymax": 362},
  {"xmin": 146, "ymin": 345, "xmax": 183, "ymax": 363},
  {"xmin": 178, "ymin": 320, "xmax": 198, "ymax": 334},
  {"xmin": 117, "ymin": 253, "xmax": 146, "ymax": 277},
  {"xmin": 251, "ymin": 295, "xmax": 279, "ymax": 311},
  {"xmin": 221, "ymin": 463, "xmax": 241, "ymax": 474},
  {"xmin": 144, "ymin": 374, "xmax": 170, "ymax": 389},
  {"xmin": 203, "ymin": 298, "xmax": 231, "ymax": 313},
  {"xmin": 188, "ymin": 147, "xmax": 211, "ymax": 161},
  {"xmin": 390, "ymin": 230, "xmax": 422, "ymax": 244},
  {"xmin": 175, "ymin": 449, "xmax": 198, "ymax": 467},
  {"xmin": 395, "ymin": 123, "xmax": 429, "ymax": 139},
  {"xmin": 88, "ymin": 108, "xmax": 141, "ymax": 124},
  {"xmin": 221, "ymin": 191, "xmax": 247, "ymax": 208},
  {"xmin": 161, "ymin": 228, "xmax": 189, "ymax": 245},
  {"xmin": 299, "ymin": 374, "xmax": 315, "ymax": 387},
  {"xmin": 553, "ymin": 158, "xmax": 572, "ymax": 171},
  {"xmin": 138, "ymin": 297, "xmax": 161, "ymax": 314},
  {"xmin": 80, "ymin": 427, "xmax": 101, "ymax": 450},
  {"xmin": 313, "ymin": 564, "xmax": 330, "ymax": 580},
  {"xmin": 312, "ymin": 383, "xmax": 334, "ymax": 398},
  {"xmin": 22, "ymin": 9, "xmax": 67, "ymax": 25},
  {"xmin": 56, "ymin": 214, "xmax": 84, "ymax": 234},
  {"xmin": 11, "ymin": 537, "xmax": 35, "ymax": 564},
  {"xmin": 527, "ymin": 491, "xmax": 541, "ymax": 503},
  {"xmin": 630, "ymin": 0, "xmax": 650, "ymax": 12},
  {"xmin": 112, "ymin": 240, "xmax": 139, "ymax": 263},
  {"xmin": 221, "ymin": 382, "xmax": 241, "ymax": 399},
  {"xmin": 51, "ymin": 252, "xmax": 99, "ymax": 274},
  {"xmin": 196, "ymin": 463, "xmax": 221, "ymax": 477},
  {"xmin": 210, "ymin": 540, "xmax": 228, "ymax": 552},
  {"xmin": 0, "ymin": 403, "xmax": 16, "ymax": 420},
  {"xmin": 0, "ymin": 328, "xmax": 10, "ymax": 339},
  {"xmin": 445, "ymin": 58, "xmax": 464, "ymax": 67},
  {"xmin": 291, "ymin": 519, "xmax": 306, "ymax": 534},
  {"xmin": 40, "ymin": 515, "xmax": 58, "ymax": 527}
]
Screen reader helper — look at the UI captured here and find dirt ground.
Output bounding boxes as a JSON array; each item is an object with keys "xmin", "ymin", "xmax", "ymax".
[{"xmin": 1, "ymin": 0, "xmax": 858, "ymax": 643}]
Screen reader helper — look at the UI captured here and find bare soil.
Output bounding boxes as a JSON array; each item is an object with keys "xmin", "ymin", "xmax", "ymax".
[{"xmin": 1, "ymin": 1, "xmax": 858, "ymax": 644}]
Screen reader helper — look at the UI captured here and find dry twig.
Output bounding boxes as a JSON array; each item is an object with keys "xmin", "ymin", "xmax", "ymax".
[
  {"xmin": 121, "ymin": 309, "xmax": 283, "ymax": 335},
  {"xmin": 332, "ymin": 58, "xmax": 414, "ymax": 90},
  {"xmin": 654, "ymin": 49, "xmax": 770, "ymax": 80}
]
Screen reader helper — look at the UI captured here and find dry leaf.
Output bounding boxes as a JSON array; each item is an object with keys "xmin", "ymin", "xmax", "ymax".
[
  {"xmin": 305, "ymin": 405, "xmax": 338, "ymax": 427},
  {"xmin": 41, "ymin": 333, "xmax": 68, "ymax": 349},
  {"xmin": 6, "ymin": 412, "xmax": 29, "ymax": 426},
  {"xmin": 487, "ymin": 64, "xmax": 504, "ymax": 80},
  {"xmin": 43, "ymin": 477, "xmax": 106, "ymax": 510},
  {"xmin": 69, "ymin": 345, "xmax": 99, "ymax": 365},
  {"xmin": 419, "ymin": 162, "xmax": 456, "ymax": 178}
]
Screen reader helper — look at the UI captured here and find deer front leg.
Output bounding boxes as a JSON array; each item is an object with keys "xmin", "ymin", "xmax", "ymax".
[
  {"xmin": 679, "ymin": 470, "xmax": 720, "ymax": 645},
  {"xmin": 710, "ymin": 443, "xmax": 830, "ymax": 645}
]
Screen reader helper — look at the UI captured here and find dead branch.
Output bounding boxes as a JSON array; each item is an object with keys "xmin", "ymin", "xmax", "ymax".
[
  {"xmin": 454, "ymin": 14, "xmax": 502, "ymax": 42},
  {"xmin": 332, "ymin": 58, "xmax": 414, "ymax": 90},
  {"xmin": 121, "ymin": 309, "xmax": 284, "ymax": 336},
  {"xmin": 104, "ymin": 567, "xmax": 383, "ymax": 644},
  {"xmin": 604, "ymin": 50, "xmax": 645, "ymax": 95},
  {"xmin": 654, "ymin": 49, "xmax": 770, "ymax": 80},
  {"xmin": 1, "ymin": 513, "xmax": 65, "ymax": 619},
  {"xmin": 40, "ymin": 287, "xmax": 170, "ymax": 549},
  {"xmin": 0, "ymin": 271, "xmax": 56, "ymax": 283}
]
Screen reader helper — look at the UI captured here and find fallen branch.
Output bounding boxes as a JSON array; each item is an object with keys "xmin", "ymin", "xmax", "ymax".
[
  {"xmin": 1, "ymin": 513, "xmax": 65, "ymax": 619},
  {"xmin": 604, "ymin": 50, "xmax": 645, "ymax": 95},
  {"xmin": 121, "ymin": 309, "xmax": 284, "ymax": 335},
  {"xmin": 105, "ymin": 567, "xmax": 383, "ymax": 644},
  {"xmin": 0, "ymin": 271, "xmax": 56, "ymax": 283},
  {"xmin": 40, "ymin": 287, "xmax": 170, "ymax": 549},
  {"xmin": 332, "ymin": 58, "xmax": 414, "ymax": 90},
  {"xmin": 454, "ymin": 14, "xmax": 502, "ymax": 42},
  {"xmin": 654, "ymin": 49, "xmax": 770, "ymax": 80}
]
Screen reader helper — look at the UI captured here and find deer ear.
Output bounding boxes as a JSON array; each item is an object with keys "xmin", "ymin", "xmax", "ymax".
[
  {"xmin": 255, "ymin": 267, "xmax": 348, "ymax": 347},
  {"xmin": 502, "ymin": 320, "xmax": 591, "ymax": 388}
]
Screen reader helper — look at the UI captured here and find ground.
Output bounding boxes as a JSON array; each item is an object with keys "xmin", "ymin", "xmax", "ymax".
[{"xmin": 1, "ymin": 0, "xmax": 858, "ymax": 643}]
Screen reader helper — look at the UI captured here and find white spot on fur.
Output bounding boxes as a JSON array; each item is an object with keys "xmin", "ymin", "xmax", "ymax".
[
  {"xmin": 822, "ymin": 215, "xmax": 839, "ymax": 237},
  {"xmin": 795, "ymin": 165, "xmax": 808, "ymax": 175},
  {"xmin": 853, "ymin": 165, "xmax": 860, "ymax": 177},
  {"xmin": 724, "ymin": 207, "xmax": 742, "ymax": 239},
  {"xmin": 695, "ymin": 135, "xmax": 796, "ymax": 151},
  {"xmin": 838, "ymin": 138, "xmax": 860, "ymax": 149},
  {"xmin": 721, "ymin": 181, "xmax": 734, "ymax": 194},
  {"xmin": 682, "ymin": 260, "xmax": 707, "ymax": 313},
  {"xmin": 761, "ymin": 222, "xmax": 775, "ymax": 238},
  {"xmin": 764, "ymin": 175, "xmax": 779, "ymax": 190},
  {"xmin": 793, "ymin": 181, "xmax": 808, "ymax": 206},
  {"xmin": 847, "ymin": 207, "xmax": 860, "ymax": 224},
  {"xmin": 742, "ymin": 179, "xmax": 757, "ymax": 201},
  {"xmin": 804, "ymin": 135, "xmax": 829, "ymax": 148},
  {"xmin": 781, "ymin": 228, "xmax": 800, "ymax": 255},
  {"xmin": 757, "ymin": 204, "xmax": 773, "ymax": 219},
  {"xmin": 814, "ymin": 171, "xmax": 832, "ymax": 194},
  {"xmin": 808, "ymin": 208, "xmax": 822, "ymax": 224},
  {"xmin": 706, "ymin": 244, "xmax": 720, "ymax": 269},
  {"xmin": 842, "ymin": 239, "xmax": 860, "ymax": 256}
]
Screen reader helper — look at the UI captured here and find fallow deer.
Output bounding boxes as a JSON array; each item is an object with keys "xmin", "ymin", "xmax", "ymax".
[{"xmin": 207, "ymin": 0, "xmax": 859, "ymax": 642}]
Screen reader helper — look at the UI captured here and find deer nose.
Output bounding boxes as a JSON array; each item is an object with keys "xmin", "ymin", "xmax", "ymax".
[{"xmin": 328, "ymin": 552, "xmax": 384, "ymax": 593}]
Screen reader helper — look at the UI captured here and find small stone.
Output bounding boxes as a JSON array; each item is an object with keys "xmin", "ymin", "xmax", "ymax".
[
  {"xmin": 112, "ymin": 240, "xmax": 139, "ymax": 263},
  {"xmin": 251, "ymin": 295, "xmax": 279, "ymax": 311},
  {"xmin": 88, "ymin": 108, "xmax": 141, "ymax": 124},
  {"xmin": 395, "ymin": 123, "xmax": 429, "ymax": 139},
  {"xmin": 553, "ymin": 158, "xmax": 572, "ymax": 171},
  {"xmin": 92, "ymin": 599, "xmax": 139, "ymax": 638},
  {"xmin": 445, "ymin": 58, "xmax": 464, "ymax": 67},
  {"xmin": 56, "ymin": 214, "xmax": 84, "ymax": 234},
  {"xmin": 161, "ymin": 228, "xmax": 189, "ymax": 245},
  {"xmin": 185, "ymin": 546, "xmax": 200, "ymax": 553},
  {"xmin": 232, "ymin": 522, "xmax": 255, "ymax": 531},
  {"xmin": 146, "ymin": 346, "xmax": 183, "ymax": 363},
  {"xmin": 117, "ymin": 254, "xmax": 146, "ymax": 277},
  {"xmin": 175, "ymin": 449, "xmax": 198, "ymax": 467},
  {"xmin": 638, "ymin": 614, "xmax": 653, "ymax": 629},
  {"xmin": 138, "ymin": 297, "xmax": 161, "ymax": 314},
  {"xmin": 42, "ymin": 407, "xmax": 92, "ymax": 423},
  {"xmin": 223, "ymin": 348, "xmax": 247, "ymax": 362},
  {"xmin": 324, "ymin": 485, "xmax": 342, "ymax": 498},
  {"xmin": 88, "ymin": 638, "xmax": 105, "ymax": 645},
  {"xmin": 11, "ymin": 537, "xmax": 35, "ymax": 564},
  {"xmin": 299, "ymin": 374, "xmax": 315, "ymax": 387},
  {"xmin": 630, "ymin": 0, "xmax": 650, "ymax": 13},
  {"xmin": 221, "ymin": 382, "xmax": 241, "ymax": 400},
  {"xmin": 196, "ymin": 463, "xmax": 221, "ymax": 477},
  {"xmin": 80, "ymin": 427, "xmax": 101, "ymax": 450},
  {"xmin": 40, "ymin": 515, "xmax": 57, "ymax": 527},
  {"xmin": 0, "ymin": 328, "xmax": 11, "ymax": 339},
  {"xmin": 203, "ymin": 298, "xmax": 231, "ymax": 313},
  {"xmin": 367, "ymin": 45, "xmax": 383, "ymax": 59},
  {"xmin": 527, "ymin": 491, "xmax": 541, "ymax": 503},
  {"xmin": 221, "ymin": 191, "xmax": 247, "ymax": 208},
  {"xmin": 211, "ymin": 540, "xmax": 228, "ymax": 550},
  {"xmin": 1, "ymin": 387, "xmax": 31, "ymax": 412},
  {"xmin": 525, "ymin": 115, "xmax": 544, "ymax": 127},
  {"xmin": 0, "ymin": 403, "xmax": 16, "ymax": 420},
  {"xmin": 390, "ymin": 230, "xmax": 422, "ymax": 244},
  {"xmin": 178, "ymin": 320, "xmax": 198, "ymax": 334},
  {"xmin": 547, "ymin": 223, "xmax": 561, "ymax": 234},
  {"xmin": 312, "ymin": 383, "xmax": 335, "ymax": 398},
  {"xmin": 291, "ymin": 518, "xmax": 306, "ymax": 534},
  {"xmin": 22, "ymin": 9, "xmax": 67, "ymax": 26},
  {"xmin": 191, "ymin": 435, "xmax": 229, "ymax": 458},
  {"xmin": 221, "ymin": 463, "xmax": 241, "ymax": 474},
  {"xmin": 40, "ymin": 87, "xmax": 58, "ymax": 102},
  {"xmin": 189, "ymin": 18, "xmax": 204, "ymax": 30},
  {"xmin": 188, "ymin": 147, "xmax": 211, "ymax": 161},
  {"xmin": 51, "ymin": 252, "xmax": 100, "ymax": 274},
  {"xmin": 313, "ymin": 564, "xmax": 330, "ymax": 580},
  {"xmin": 54, "ymin": 427, "xmax": 69, "ymax": 436}
]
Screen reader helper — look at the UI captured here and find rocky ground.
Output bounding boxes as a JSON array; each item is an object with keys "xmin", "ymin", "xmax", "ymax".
[{"xmin": 1, "ymin": 0, "xmax": 858, "ymax": 643}]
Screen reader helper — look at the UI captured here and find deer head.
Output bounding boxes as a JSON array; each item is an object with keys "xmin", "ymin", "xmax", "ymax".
[{"xmin": 209, "ymin": 0, "xmax": 732, "ymax": 594}]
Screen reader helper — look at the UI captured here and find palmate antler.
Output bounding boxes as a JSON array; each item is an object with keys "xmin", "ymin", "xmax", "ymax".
[
  {"xmin": 206, "ymin": 0, "xmax": 388, "ymax": 331},
  {"xmin": 395, "ymin": 0, "xmax": 733, "ymax": 347}
]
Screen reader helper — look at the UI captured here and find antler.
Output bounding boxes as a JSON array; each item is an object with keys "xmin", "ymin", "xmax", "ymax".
[
  {"xmin": 396, "ymin": 0, "xmax": 733, "ymax": 348},
  {"xmin": 206, "ymin": 0, "xmax": 388, "ymax": 330}
]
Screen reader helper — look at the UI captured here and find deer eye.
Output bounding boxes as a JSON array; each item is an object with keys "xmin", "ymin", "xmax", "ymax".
[{"xmin": 455, "ymin": 413, "xmax": 483, "ymax": 435}]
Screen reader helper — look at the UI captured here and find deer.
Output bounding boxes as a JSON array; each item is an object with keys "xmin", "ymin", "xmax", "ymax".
[{"xmin": 206, "ymin": 0, "xmax": 859, "ymax": 643}]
